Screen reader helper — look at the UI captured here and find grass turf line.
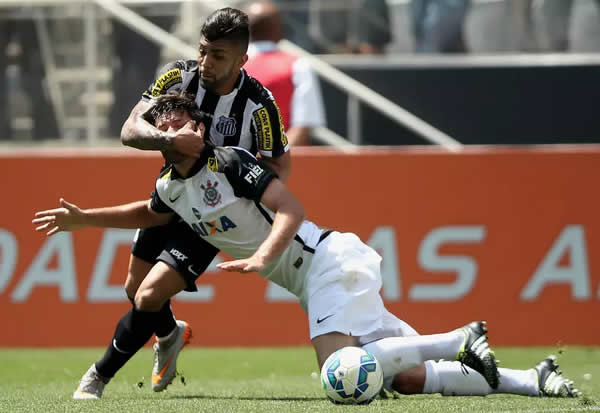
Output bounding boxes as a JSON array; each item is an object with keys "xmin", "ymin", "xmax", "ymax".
[{"xmin": 0, "ymin": 346, "xmax": 598, "ymax": 413}]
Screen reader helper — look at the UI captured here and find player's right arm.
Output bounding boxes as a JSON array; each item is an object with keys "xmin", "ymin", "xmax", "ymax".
[
  {"xmin": 32, "ymin": 198, "xmax": 172, "ymax": 236},
  {"xmin": 120, "ymin": 61, "xmax": 205, "ymax": 157}
]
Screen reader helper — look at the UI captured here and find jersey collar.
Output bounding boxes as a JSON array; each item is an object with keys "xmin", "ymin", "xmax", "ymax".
[{"xmin": 169, "ymin": 144, "xmax": 215, "ymax": 180}]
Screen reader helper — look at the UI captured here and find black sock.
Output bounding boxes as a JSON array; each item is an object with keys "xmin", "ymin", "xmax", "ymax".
[
  {"xmin": 154, "ymin": 299, "xmax": 177, "ymax": 338},
  {"xmin": 95, "ymin": 305, "xmax": 157, "ymax": 378}
]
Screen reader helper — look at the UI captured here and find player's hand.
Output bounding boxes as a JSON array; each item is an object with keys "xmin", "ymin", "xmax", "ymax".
[
  {"xmin": 171, "ymin": 121, "xmax": 206, "ymax": 158},
  {"xmin": 217, "ymin": 256, "xmax": 267, "ymax": 274},
  {"xmin": 32, "ymin": 198, "xmax": 87, "ymax": 235}
]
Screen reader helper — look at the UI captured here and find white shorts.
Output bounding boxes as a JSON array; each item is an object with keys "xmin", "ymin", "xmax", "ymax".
[{"xmin": 306, "ymin": 232, "xmax": 418, "ymax": 342}]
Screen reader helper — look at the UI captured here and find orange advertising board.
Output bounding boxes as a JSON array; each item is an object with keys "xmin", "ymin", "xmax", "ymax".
[{"xmin": 1, "ymin": 146, "xmax": 599, "ymax": 347}]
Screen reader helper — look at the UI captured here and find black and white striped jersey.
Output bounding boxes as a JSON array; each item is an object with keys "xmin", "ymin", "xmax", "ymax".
[
  {"xmin": 151, "ymin": 146, "xmax": 327, "ymax": 298},
  {"xmin": 142, "ymin": 60, "xmax": 289, "ymax": 159}
]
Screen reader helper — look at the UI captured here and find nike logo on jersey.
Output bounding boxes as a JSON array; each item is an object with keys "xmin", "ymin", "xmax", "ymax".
[
  {"xmin": 316, "ymin": 314, "xmax": 334, "ymax": 324},
  {"xmin": 169, "ymin": 189, "xmax": 184, "ymax": 203},
  {"xmin": 187, "ymin": 265, "xmax": 200, "ymax": 276}
]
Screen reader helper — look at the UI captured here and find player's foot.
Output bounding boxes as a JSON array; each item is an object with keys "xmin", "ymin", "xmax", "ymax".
[
  {"xmin": 73, "ymin": 364, "xmax": 110, "ymax": 399},
  {"xmin": 535, "ymin": 356, "xmax": 581, "ymax": 397},
  {"xmin": 455, "ymin": 321, "xmax": 500, "ymax": 389},
  {"xmin": 152, "ymin": 320, "xmax": 192, "ymax": 392}
]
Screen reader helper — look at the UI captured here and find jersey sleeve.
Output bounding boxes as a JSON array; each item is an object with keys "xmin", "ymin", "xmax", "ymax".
[
  {"xmin": 150, "ymin": 168, "xmax": 175, "ymax": 213},
  {"xmin": 215, "ymin": 147, "xmax": 278, "ymax": 200},
  {"xmin": 142, "ymin": 61, "xmax": 185, "ymax": 100},
  {"xmin": 251, "ymin": 96, "xmax": 289, "ymax": 158}
]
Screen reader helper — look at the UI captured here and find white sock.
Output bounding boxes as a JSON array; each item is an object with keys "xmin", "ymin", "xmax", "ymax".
[
  {"xmin": 495, "ymin": 367, "xmax": 539, "ymax": 396},
  {"xmin": 423, "ymin": 361, "xmax": 540, "ymax": 396},
  {"xmin": 363, "ymin": 330, "xmax": 465, "ymax": 388}
]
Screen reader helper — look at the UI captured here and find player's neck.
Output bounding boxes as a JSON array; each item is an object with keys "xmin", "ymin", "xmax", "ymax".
[
  {"xmin": 173, "ymin": 158, "xmax": 196, "ymax": 178},
  {"xmin": 213, "ymin": 72, "xmax": 241, "ymax": 96}
]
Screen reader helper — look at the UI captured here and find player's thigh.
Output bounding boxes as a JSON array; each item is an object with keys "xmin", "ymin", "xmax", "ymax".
[
  {"xmin": 127, "ymin": 225, "xmax": 172, "ymax": 295},
  {"xmin": 125, "ymin": 255, "xmax": 154, "ymax": 298},
  {"xmin": 312, "ymin": 332, "xmax": 360, "ymax": 370},
  {"xmin": 157, "ymin": 221, "xmax": 219, "ymax": 292},
  {"xmin": 135, "ymin": 261, "xmax": 187, "ymax": 311}
]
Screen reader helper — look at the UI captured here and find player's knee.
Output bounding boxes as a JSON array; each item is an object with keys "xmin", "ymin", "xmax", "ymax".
[
  {"xmin": 134, "ymin": 288, "xmax": 164, "ymax": 312},
  {"xmin": 391, "ymin": 367, "xmax": 426, "ymax": 394}
]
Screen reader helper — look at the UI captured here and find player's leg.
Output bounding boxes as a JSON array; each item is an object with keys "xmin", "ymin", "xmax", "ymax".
[
  {"xmin": 393, "ymin": 356, "xmax": 580, "ymax": 397},
  {"xmin": 149, "ymin": 224, "xmax": 220, "ymax": 391},
  {"xmin": 312, "ymin": 333, "xmax": 360, "ymax": 369},
  {"xmin": 74, "ymin": 226, "xmax": 170, "ymax": 399},
  {"xmin": 362, "ymin": 320, "xmax": 499, "ymax": 389}
]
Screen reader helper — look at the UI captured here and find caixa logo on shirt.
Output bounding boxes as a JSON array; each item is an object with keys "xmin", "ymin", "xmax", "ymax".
[{"xmin": 191, "ymin": 216, "xmax": 237, "ymax": 236}]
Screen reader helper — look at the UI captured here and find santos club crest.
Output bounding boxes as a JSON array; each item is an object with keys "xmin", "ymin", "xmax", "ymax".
[
  {"xmin": 215, "ymin": 115, "xmax": 237, "ymax": 137},
  {"xmin": 201, "ymin": 180, "xmax": 221, "ymax": 207}
]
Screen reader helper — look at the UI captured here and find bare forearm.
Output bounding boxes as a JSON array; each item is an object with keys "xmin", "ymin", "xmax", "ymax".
[
  {"xmin": 82, "ymin": 200, "xmax": 167, "ymax": 229},
  {"xmin": 253, "ymin": 203, "xmax": 304, "ymax": 264},
  {"xmin": 120, "ymin": 100, "xmax": 174, "ymax": 151}
]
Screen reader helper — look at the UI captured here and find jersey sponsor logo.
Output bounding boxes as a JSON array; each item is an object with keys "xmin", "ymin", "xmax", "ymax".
[
  {"xmin": 151, "ymin": 68, "xmax": 182, "ymax": 97},
  {"xmin": 273, "ymin": 101, "xmax": 288, "ymax": 147},
  {"xmin": 253, "ymin": 107, "xmax": 272, "ymax": 151},
  {"xmin": 244, "ymin": 164, "xmax": 265, "ymax": 184},
  {"xmin": 170, "ymin": 248, "xmax": 188, "ymax": 262},
  {"xmin": 207, "ymin": 157, "xmax": 218, "ymax": 172},
  {"xmin": 191, "ymin": 216, "xmax": 237, "ymax": 236},
  {"xmin": 215, "ymin": 115, "xmax": 237, "ymax": 137},
  {"xmin": 200, "ymin": 180, "xmax": 222, "ymax": 207}
]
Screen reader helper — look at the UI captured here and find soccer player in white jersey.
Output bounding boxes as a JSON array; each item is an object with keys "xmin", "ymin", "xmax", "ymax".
[{"xmin": 33, "ymin": 93, "xmax": 580, "ymax": 399}]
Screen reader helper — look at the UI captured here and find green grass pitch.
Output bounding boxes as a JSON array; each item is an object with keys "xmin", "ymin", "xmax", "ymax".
[{"xmin": 0, "ymin": 346, "xmax": 599, "ymax": 413}]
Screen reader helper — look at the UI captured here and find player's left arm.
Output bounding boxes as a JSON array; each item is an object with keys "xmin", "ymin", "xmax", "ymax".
[
  {"xmin": 261, "ymin": 151, "xmax": 291, "ymax": 183},
  {"xmin": 218, "ymin": 179, "xmax": 304, "ymax": 273},
  {"xmin": 216, "ymin": 149, "xmax": 304, "ymax": 274}
]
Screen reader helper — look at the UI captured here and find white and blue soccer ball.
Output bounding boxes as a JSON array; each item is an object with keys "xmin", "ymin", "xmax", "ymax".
[{"xmin": 320, "ymin": 346, "xmax": 383, "ymax": 405}]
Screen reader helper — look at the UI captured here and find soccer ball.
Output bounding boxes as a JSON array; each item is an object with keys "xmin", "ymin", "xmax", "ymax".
[{"xmin": 320, "ymin": 346, "xmax": 383, "ymax": 405}]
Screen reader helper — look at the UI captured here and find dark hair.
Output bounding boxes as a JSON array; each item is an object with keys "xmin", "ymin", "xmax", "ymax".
[
  {"xmin": 200, "ymin": 7, "xmax": 249, "ymax": 53},
  {"xmin": 146, "ymin": 92, "xmax": 212, "ymax": 126}
]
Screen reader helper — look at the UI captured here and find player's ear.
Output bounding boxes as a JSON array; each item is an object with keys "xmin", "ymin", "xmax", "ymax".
[{"xmin": 240, "ymin": 54, "xmax": 248, "ymax": 67}]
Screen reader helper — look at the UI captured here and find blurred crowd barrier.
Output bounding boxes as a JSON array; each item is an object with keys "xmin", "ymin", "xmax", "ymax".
[
  {"xmin": 1, "ymin": 146, "xmax": 599, "ymax": 346},
  {"xmin": 1, "ymin": 0, "xmax": 600, "ymax": 143}
]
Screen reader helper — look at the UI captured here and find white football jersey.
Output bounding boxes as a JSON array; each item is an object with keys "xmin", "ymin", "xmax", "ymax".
[{"xmin": 151, "ymin": 146, "xmax": 329, "ymax": 298}]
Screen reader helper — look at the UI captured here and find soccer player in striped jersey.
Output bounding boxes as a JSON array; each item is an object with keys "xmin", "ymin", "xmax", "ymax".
[
  {"xmin": 34, "ymin": 93, "xmax": 580, "ymax": 400},
  {"xmin": 67, "ymin": 8, "xmax": 291, "ymax": 399}
]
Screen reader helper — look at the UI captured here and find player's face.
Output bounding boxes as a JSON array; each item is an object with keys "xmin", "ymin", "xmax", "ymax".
[
  {"xmin": 156, "ymin": 110, "xmax": 194, "ymax": 164},
  {"xmin": 198, "ymin": 37, "xmax": 248, "ymax": 95},
  {"xmin": 155, "ymin": 110, "xmax": 192, "ymax": 133}
]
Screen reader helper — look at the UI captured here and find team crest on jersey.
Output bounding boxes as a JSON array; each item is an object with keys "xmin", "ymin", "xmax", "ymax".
[
  {"xmin": 215, "ymin": 115, "xmax": 237, "ymax": 137},
  {"xmin": 207, "ymin": 156, "xmax": 218, "ymax": 172},
  {"xmin": 200, "ymin": 180, "xmax": 222, "ymax": 207}
]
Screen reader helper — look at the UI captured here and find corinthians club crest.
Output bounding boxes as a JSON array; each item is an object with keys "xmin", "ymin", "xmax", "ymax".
[{"xmin": 201, "ymin": 180, "xmax": 221, "ymax": 207}]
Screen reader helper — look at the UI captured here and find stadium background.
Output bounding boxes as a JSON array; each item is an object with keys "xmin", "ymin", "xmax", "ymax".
[{"xmin": 1, "ymin": 0, "xmax": 599, "ymax": 350}]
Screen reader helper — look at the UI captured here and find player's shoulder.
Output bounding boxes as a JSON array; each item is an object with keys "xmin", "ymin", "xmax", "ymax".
[
  {"xmin": 211, "ymin": 146, "xmax": 257, "ymax": 170},
  {"xmin": 240, "ymin": 70, "xmax": 277, "ymax": 106},
  {"xmin": 158, "ymin": 59, "xmax": 198, "ymax": 73}
]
